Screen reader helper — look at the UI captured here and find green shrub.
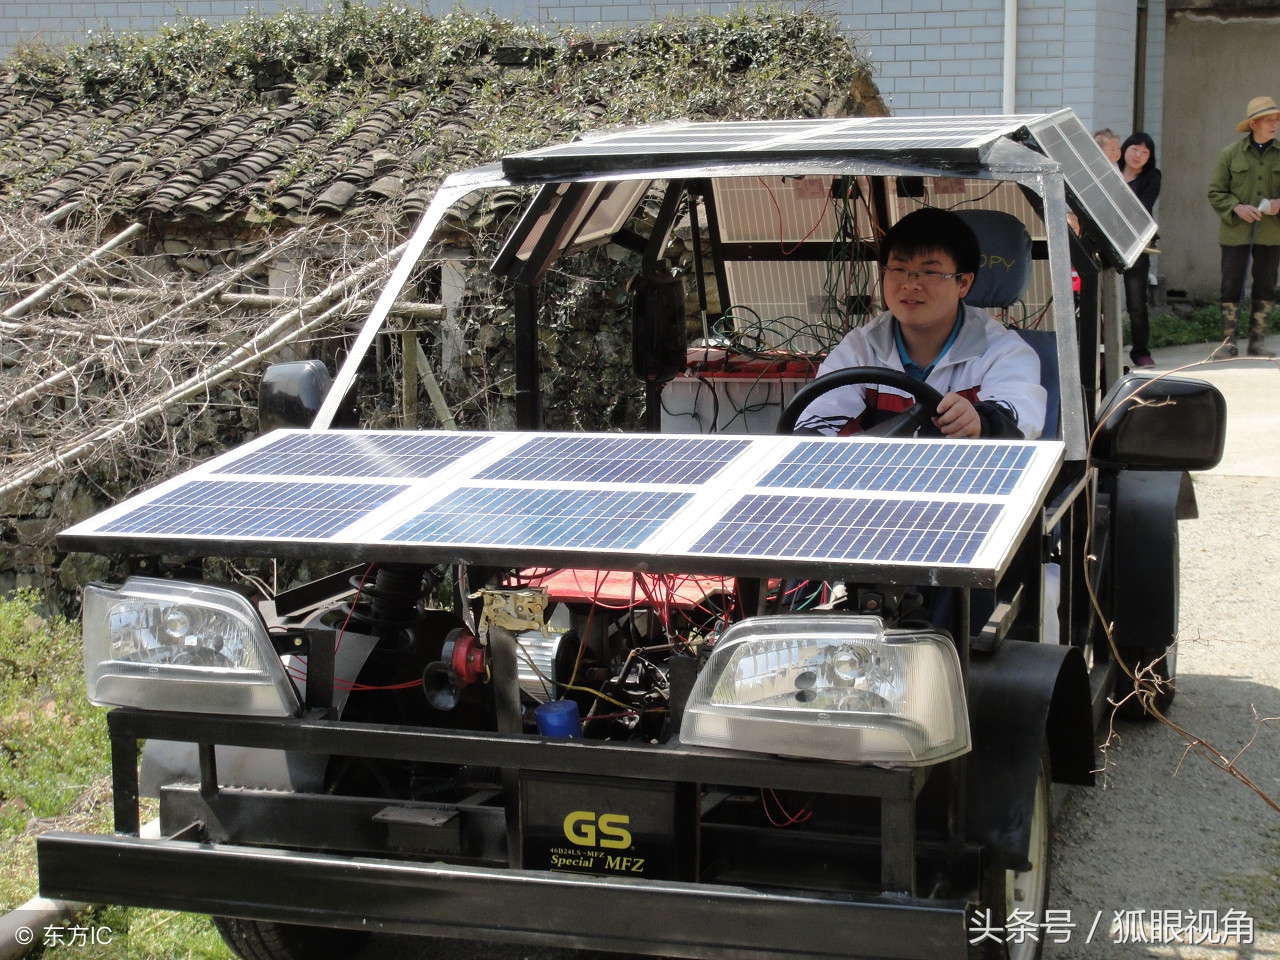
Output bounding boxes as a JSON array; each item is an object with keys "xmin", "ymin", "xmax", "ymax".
[{"xmin": 1130, "ymin": 304, "xmax": 1280, "ymax": 349}]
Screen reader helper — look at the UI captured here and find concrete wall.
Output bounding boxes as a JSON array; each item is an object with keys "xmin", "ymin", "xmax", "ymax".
[
  {"xmin": 838, "ymin": 0, "xmax": 1139, "ymax": 128},
  {"xmin": 1161, "ymin": 8, "xmax": 1280, "ymax": 301}
]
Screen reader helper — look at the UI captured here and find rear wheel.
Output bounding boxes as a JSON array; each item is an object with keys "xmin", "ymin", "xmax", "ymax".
[
  {"xmin": 972, "ymin": 752, "xmax": 1051, "ymax": 960},
  {"xmin": 213, "ymin": 917, "xmax": 370, "ymax": 960}
]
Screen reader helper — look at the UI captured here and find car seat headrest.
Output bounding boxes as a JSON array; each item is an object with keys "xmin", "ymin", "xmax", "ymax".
[{"xmin": 955, "ymin": 210, "xmax": 1033, "ymax": 309}]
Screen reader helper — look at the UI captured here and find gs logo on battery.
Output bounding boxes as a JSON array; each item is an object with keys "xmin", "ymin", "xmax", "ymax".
[{"xmin": 562, "ymin": 810, "xmax": 632, "ymax": 848}]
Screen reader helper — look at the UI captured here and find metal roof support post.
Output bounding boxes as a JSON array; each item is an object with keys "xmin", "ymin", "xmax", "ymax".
[
  {"xmin": 513, "ymin": 280, "xmax": 542, "ymax": 430},
  {"xmin": 1100, "ymin": 271, "xmax": 1125, "ymax": 391}
]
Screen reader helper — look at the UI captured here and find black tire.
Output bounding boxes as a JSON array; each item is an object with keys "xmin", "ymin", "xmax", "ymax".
[
  {"xmin": 1108, "ymin": 473, "xmax": 1181, "ymax": 721},
  {"xmin": 971, "ymin": 752, "xmax": 1051, "ymax": 960},
  {"xmin": 1114, "ymin": 642, "xmax": 1178, "ymax": 720},
  {"xmin": 213, "ymin": 917, "xmax": 371, "ymax": 960},
  {"xmin": 1114, "ymin": 503, "xmax": 1179, "ymax": 721}
]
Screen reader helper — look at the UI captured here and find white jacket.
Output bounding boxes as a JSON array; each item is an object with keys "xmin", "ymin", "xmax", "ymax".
[{"xmin": 794, "ymin": 306, "xmax": 1047, "ymax": 439}]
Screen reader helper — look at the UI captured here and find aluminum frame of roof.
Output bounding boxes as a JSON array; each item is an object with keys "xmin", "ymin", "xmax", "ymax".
[
  {"xmin": 500, "ymin": 115, "xmax": 1036, "ymax": 179},
  {"xmin": 316, "ymin": 109, "xmax": 1133, "ymax": 465}
]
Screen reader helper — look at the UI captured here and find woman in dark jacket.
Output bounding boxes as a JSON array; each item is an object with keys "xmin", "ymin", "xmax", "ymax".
[{"xmin": 1120, "ymin": 131, "xmax": 1161, "ymax": 366}]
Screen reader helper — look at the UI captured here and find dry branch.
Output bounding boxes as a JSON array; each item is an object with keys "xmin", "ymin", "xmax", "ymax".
[{"xmin": 0, "ymin": 208, "xmax": 420, "ymax": 499}]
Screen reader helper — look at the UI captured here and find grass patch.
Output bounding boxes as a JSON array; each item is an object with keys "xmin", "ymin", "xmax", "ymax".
[
  {"xmin": 0, "ymin": 590, "xmax": 110, "ymax": 902},
  {"xmin": 0, "ymin": 591, "xmax": 232, "ymax": 959},
  {"xmin": 1134, "ymin": 304, "xmax": 1280, "ymax": 350}
]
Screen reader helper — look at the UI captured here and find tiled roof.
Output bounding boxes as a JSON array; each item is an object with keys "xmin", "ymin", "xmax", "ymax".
[
  {"xmin": 0, "ymin": 80, "xmax": 478, "ymax": 223},
  {"xmin": 0, "ymin": 13, "xmax": 882, "ymax": 227}
]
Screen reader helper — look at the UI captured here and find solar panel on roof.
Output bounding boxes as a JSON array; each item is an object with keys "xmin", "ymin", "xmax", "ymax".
[
  {"xmin": 99, "ymin": 478, "xmax": 408, "ymax": 539},
  {"xmin": 215, "ymin": 431, "xmax": 491, "ymax": 479},
  {"xmin": 502, "ymin": 117, "xmax": 1029, "ymax": 179},
  {"xmin": 1021, "ymin": 110, "xmax": 1156, "ymax": 269},
  {"xmin": 477, "ymin": 434, "xmax": 752, "ymax": 485}
]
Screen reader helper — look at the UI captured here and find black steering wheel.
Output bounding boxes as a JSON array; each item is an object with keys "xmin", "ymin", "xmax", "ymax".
[{"xmin": 776, "ymin": 367, "xmax": 945, "ymax": 437}]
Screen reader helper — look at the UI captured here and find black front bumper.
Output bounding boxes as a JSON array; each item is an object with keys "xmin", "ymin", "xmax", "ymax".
[
  {"xmin": 38, "ymin": 830, "xmax": 969, "ymax": 960},
  {"xmin": 38, "ymin": 708, "xmax": 974, "ymax": 960}
]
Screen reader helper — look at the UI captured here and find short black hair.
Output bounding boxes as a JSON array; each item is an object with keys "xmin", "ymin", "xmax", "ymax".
[
  {"xmin": 879, "ymin": 207, "xmax": 981, "ymax": 276},
  {"xmin": 1119, "ymin": 131, "xmax": 1157, "ymax": 173}
]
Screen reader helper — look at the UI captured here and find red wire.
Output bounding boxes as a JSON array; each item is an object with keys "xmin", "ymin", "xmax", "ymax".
[
  {"xmin": 758, "ymin": 176, "xmax": 830, "ymax": 255},
  {"xmin": 761, "ymin": 788, "xmax": 813, "ymax": 826}
]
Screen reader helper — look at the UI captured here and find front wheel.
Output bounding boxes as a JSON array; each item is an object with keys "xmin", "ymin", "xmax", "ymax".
[
  {"xmin": 971, "ymin": 752, "xmax": 1051, "ymax": 960},
  {"xmin": 213, "ymin": 917, "xmax": 371, "ymax": 960}
]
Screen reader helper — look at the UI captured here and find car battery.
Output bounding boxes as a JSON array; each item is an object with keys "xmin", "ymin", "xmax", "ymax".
[
  {"xmin": 520, "ymin": 771, "xmax": 698, "ymax": 881},
  {"xmin": 660, "ymin": 350, "xmax": 817, "ymax": 435}
]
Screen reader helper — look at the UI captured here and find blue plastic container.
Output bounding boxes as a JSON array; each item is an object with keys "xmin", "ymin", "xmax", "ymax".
[{"xmin": 535, "ymin": 699, "xmax": 583, "ymax": 738}]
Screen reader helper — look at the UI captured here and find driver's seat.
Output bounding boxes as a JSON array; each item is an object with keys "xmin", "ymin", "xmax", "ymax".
[{"xmin": 956, "ymin": 209, "xmax": 1060, "ymax": 441}]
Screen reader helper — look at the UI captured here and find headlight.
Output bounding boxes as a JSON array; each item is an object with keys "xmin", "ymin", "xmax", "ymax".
[
  {"xmin": 83, "ymin": 577, "xmax": 300, "ymax": 717},
  {"xmin": 680, "ymin": 614, "xmax": 969, "ymax": 766}
]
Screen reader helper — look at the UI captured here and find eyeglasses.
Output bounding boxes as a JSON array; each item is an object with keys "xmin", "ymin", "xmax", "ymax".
[{"xmin": 882, "ymin": 266, "xmax": 966, "ymax": 286}]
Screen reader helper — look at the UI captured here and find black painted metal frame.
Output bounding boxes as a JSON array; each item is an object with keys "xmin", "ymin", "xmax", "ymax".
[
  {"xmin": 37, "ymin": 706, "xmax": 978, "ymax": 959},
  {"xmin": 39, "ymin": 829, "xmax": 970, "ymax": 960}
]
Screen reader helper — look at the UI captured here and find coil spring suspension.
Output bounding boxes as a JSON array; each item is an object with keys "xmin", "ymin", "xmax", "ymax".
[{"xmin": 342, "ymin": 563, "xmax": 434, "ymax": 650}]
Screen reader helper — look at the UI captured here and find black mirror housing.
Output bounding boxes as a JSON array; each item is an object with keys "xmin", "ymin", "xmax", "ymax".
[
  {"xmin": 258, "ymin": 360, "xmax": 332, "ymax": 432},
  {"xmin": 1093, "ymin": 373, "xmax": 1226, "ymax": 471}
]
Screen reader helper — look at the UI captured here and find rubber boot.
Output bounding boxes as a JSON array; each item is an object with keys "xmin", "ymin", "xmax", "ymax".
[
  {"xmin": 1211, "ymin": 302, "xmax": 1239, "ymax": 359},
  {"xmin": 1248, "ymin": 299, "xmax": 1276, "ymax": 357}
]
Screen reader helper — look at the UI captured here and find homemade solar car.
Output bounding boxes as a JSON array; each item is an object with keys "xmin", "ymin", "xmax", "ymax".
[{"xmin": 40, "ymin": 111, "xmax": 1227, "ymax": 960}]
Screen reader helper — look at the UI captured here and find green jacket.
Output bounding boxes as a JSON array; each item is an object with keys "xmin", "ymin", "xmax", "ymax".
[{"xmin": 1208, "ymin": 136, "xmax": 1280, "ymax": 246}]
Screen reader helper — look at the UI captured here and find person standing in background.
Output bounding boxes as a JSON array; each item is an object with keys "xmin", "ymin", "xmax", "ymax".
[
  {"xmin": 1119, "ymin": 132, "xmax": 1161, "ymax": 367},
  {"xmin": 1207, "ymin": 96, "xmax": 1280, "ymax": 358},
  {"xmin": 1094, "ymin": 128, "xmax": 1122, "ymax": 164}
]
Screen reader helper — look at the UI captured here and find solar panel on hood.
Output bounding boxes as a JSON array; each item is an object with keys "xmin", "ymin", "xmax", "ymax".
[{"xmin": 59, "ymin": 429, "xmax": 1062, "ymax": 587}]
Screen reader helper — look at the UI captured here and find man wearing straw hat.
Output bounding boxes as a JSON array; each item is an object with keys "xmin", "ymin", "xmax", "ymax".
[{"xmin": 1207, "ymin": 95, "xmax": 1280, "ymax": 358}]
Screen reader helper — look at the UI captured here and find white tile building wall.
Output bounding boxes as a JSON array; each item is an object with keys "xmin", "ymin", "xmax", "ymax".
[{"xmin": 0, "ymin": 0, "xmax": 1160, "ymax": 143}]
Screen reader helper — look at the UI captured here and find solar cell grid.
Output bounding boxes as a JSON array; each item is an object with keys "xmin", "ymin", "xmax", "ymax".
[
  {"xmin": 477, "ymin": 434, "xmax": 752, "ymax": 485},
  {"xmin": 761, "ymin": 441, "xmax": 1033, "ymax": 496},
  {"xmin": 689, "ymin": 494, "xmax": 1001, "ymax": 566},
  {"xmin": 61, "ymin": 429, "xmax": 1061, "ymax": 586},
  {"xmin": 215, "ymin": 432, "xmax": 491, "ymax": 479},
  {"xmin": 99, "ymin": 478, "xmax": 408, "ymax": 540},
  {"xmin": 387, "ymin": 486, "xmax": 692, "ymax": 551}
]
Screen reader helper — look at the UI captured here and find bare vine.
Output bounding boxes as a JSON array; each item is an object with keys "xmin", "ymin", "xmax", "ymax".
[{"xmin": 0, "ymin": 206, "xmax": 408, "ymax": 499}]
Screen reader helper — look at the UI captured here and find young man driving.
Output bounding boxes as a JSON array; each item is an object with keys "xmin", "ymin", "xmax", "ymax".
[{"xmin": 793, "ymin": 206, "xmax": 1047, "ymax": 439}]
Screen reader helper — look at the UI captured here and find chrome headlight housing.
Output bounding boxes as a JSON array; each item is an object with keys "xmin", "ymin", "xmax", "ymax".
[
  {"xmin": 83, "ymin": 577, "xmax": 300, "ymax": 717},
  {"xmin": 681, "ymin": 614, "xmax": 969, "ymax": 766}
]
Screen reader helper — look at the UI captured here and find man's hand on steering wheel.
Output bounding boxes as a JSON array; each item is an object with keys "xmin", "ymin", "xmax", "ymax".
[
  {"xmin": 933, "ymin": 393, "xmax": 981, "ymax": 438},
  {"xmin": 776, "ymin": 367, "xmax": 946, "ymax": 437}
]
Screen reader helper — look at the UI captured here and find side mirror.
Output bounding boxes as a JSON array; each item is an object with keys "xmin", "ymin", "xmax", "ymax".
[
  {"xmin": 1093, "ymin": 373, "xmax": 1226, "ymax": 471},
  {"xmin": 258, "ymin": 360, "xmax": 332, "ymax": 432}
]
